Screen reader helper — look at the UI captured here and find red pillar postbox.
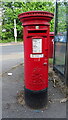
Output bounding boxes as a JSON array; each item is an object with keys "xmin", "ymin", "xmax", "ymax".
[
  {"xmin": 18, "ymin": 11, "xmax": 54, "ymax": 109},
  {"xmin": 48, "ymin": 32, "xmax": 54, "ymax": 58}
]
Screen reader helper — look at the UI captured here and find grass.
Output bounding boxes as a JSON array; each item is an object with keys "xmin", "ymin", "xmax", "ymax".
[
  {"xmin": 0, "ymin": 38, "xmax": 23, "ymax": 43},
  {"xmin": 49, "ymin": 58, "xmax": 53, "ymax": 64},
  {"xmin": 0, "ymin": 39, "xmax": 13, "ymax": 43}
]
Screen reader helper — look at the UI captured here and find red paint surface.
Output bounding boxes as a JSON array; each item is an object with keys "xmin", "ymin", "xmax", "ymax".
[
  {"xmin": 18, "ymin": 11, "xmax": 54, "ymax": 91},
  {"xmin": 48, "ymin": 32, "xmax": 54, "ymax": 58}
]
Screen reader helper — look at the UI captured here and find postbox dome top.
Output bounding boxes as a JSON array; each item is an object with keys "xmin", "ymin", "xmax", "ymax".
[
  {"xmin": 18, "ymin": 11, "xmax": 54, "ymax": 17},
  {"xmin": 18, "ymin": 11, "xmax": 54, "ymax": 26}
]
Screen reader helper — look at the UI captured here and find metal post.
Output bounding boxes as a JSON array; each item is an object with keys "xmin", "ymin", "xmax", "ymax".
[
  {"xmin": 14, "ymin": 19, "xmax": 17, "ymax": 43},
  {"xmin": 53, "ymin": 0, "xmax": 58, "ymax": 67}
]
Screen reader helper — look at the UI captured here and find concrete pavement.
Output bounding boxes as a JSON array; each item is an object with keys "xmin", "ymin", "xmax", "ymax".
[{"xmin": 2, "ymin": 64, "xmax": 66, "ymax": 119}]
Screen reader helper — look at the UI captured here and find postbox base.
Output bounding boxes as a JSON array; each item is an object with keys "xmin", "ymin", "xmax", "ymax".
[{"xmin": 24, "ymin": 87, "xmax": 48, "ymax": 109}]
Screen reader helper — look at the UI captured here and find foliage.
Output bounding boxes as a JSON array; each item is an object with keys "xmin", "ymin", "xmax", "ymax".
[
  {"xmin": 57, "ymin": 2, "xmax": 67, "ymax": 33},
  {"xmin": 1, "ymin": 2, "xmax": 55, "ymax": 42},
  {"xmin": 49, "ymin": 58, "xmax": 53, "ymax": 64}
]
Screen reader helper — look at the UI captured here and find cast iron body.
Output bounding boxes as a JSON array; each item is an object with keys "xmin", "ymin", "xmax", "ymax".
[{"xmin": 18, "ymin": 11, "xmax": 54, "ymax": 109}]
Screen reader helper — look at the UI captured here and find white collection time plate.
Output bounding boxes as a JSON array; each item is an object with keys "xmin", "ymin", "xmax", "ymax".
[{"xmin": 32, "ymin": 38, "xmax": 42, "ymax": 53}]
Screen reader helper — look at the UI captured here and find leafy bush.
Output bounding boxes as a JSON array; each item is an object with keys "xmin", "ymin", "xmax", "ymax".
[{"xmin": 1, "ymin": 2, "xmax": 55, "ymax": 42}]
